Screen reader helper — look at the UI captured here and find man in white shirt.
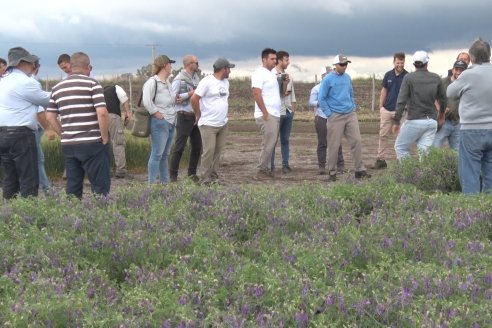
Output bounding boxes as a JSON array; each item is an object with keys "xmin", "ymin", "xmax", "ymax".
[
  {"xmin": 191, "ymin": 58, "xmax": 234, "ymax": 185},
  {"xmin": 0, "ymin": 47, "xmax": 51, "ymax": 199},
  {"xmin": 251, "ymin": 48, "xmax": 281, "ymax": 180}
]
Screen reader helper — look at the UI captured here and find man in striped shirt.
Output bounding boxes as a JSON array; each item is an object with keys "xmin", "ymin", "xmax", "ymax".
[{"xmin": 46, "ymin": 52, "xmax": 110, "ymax": 198}]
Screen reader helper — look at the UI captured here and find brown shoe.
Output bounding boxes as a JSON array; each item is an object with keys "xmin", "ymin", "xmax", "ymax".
[
  {"xmin": 371, "ymin": 159, "xmax": 387, "ymax": 170},
  {"xmin": 254, "ymin": 170, "xmax": 274, "ymax": 180}
]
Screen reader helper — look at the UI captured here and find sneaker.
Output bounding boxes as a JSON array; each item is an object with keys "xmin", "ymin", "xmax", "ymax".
[
  {"xmin": 328, "ymin": 174, "xmax": 337, "ymax": 182},
  {"xmin": 354, "ymin": 171, "xmax": 371, "ymax": 179},
  {"xmin": 371, "ymin": 159, "xmax": 387, "ymax": 170},
  {"xmin": 282, "ymin": 166, "xmax": 292, "ymax": 174}
]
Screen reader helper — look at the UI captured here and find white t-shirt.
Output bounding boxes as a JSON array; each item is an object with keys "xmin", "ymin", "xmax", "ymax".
[
  {"xmin": 195, "ymin": 75, "xmax": 229, "ymax": 127},
  {"xmin": 251, "ymin": 66, "xmax": 281, "ymax": 118}
]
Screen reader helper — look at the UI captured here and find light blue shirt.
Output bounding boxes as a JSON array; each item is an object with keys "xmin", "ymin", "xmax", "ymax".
[
  {"xmin": 0, "ymin": 68, "xmax": 50, "ymax": 130},
  {"xmin": 309, "ymin": 83, "xmax": 327, "ymax": 119},
  {"xmin": 318, "ymin": 71, "xmax": 356, "ymax": 118}
]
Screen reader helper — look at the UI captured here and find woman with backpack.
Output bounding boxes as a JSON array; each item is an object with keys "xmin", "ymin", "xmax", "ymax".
[{"xmin": 142, "ymin": 55, "xmax": 180, "ymax": 184}]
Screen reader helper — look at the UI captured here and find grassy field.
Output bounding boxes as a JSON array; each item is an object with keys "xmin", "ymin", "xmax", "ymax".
[{"xmin": 1, "ymin": 150, "xmax": 491, "ymax": 327}]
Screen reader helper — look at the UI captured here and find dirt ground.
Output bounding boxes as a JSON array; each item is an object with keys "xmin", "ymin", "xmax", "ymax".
[{"xmin": 107, "ymin": 119, "xmax": 396, "ymax": 189}]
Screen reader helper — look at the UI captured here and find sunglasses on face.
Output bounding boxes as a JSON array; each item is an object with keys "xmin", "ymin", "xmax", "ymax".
[{"xmin": 338, "ymin": 63, "xmax": 348, "ymax": 67}]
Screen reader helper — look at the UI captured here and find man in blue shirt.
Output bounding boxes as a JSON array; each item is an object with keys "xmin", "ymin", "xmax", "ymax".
[
  {"xmin": 0, "ymin": 47, "xmax": 51, "ymax": 199},
  {"xmin": 318, "ymin": 54, "xmax": 370, "ymax": 182},
  {"xmin": 372, "ymin": 52, "xmax": 408, "ymax": 169}
]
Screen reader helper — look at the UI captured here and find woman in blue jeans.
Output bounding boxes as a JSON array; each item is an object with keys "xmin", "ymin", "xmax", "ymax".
[{"xmin": 142, "ymin": 54, "xmax": 180, "ymax": 184}]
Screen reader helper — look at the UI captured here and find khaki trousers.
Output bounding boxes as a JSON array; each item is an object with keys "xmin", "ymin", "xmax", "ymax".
[
  {"xmin": 198, "ymin": 124, "xmax": 228, "ymax": 181},
  {"xmin": 326, "ymin": 112, "xmax": 365, "ymax": 175},
  {"xmin": 255, "ymin": 116, "xmax": 280, "ymax": 172},
  {"xmin": 108, "ymin": 113, "xmax": 127, "ymax": 175}
]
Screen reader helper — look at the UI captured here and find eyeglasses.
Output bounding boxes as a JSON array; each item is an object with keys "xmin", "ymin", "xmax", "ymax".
[
  {"xmin": 190, "ymin": 62, "xmax": 199, "ymax": 65},
  {"xmin": 338, "ymin": 63, "xmax": 348, "ymax": 67}
]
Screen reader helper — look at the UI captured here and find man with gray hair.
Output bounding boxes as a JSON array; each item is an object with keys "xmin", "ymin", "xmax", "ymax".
[
  {"xmin": 447, "ymin": 38, "xmax": 492, "ymax": 194},
  {"xmin": 0, "ymin": 47, "xmax": 51, "ymax": 199},
  {"xmin": 169, "ymin": 54, "xmax": 202, "ymax": 182}
]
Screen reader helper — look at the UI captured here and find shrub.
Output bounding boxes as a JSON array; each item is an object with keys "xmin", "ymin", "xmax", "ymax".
[{"xmin": 390, "ymin": 147, "xmax": 460, "ymax": 193}]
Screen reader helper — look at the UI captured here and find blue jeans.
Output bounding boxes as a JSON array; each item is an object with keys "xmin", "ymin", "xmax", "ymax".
[
  {"xmin": 459, "ymin": 129, "xmax": 492, "ymax": 194},
  {"xmin": 62, "ymin": 141, "xmax": 111, "ymax": 199},
  {"xmin": 35, "ymin": 128, "xmax": 52, "ymax": 192},
  {"xmin": 148, "ymin": 117, "xmax": 175, "ymax": 184},
  {"xmin": 395, "ymin": 118, "xmax": 437, "ymax": 161},
  {"xmin": 271, "ymin": 111, "xmax": 294, "ymax": 170},
  {"xmin": 433, "ymin": 120, "xmax": 460, "ymax": 151}
]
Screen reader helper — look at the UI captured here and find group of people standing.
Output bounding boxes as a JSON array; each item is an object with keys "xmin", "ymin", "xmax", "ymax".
[
  {"xmin": 1, "ymin": 38, "xmax": 492, "ymax": 199},
  {"xmin": 370, "ymin": 39, "xmax": 492, "ymax": 195}
]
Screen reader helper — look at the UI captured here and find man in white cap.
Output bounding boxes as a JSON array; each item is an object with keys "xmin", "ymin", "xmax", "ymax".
[
  {"xmin": 392, "ymin": 50, "xmax": 446, "ymax": 161},
  {"xmin": 191, "ymin": 58, "xmax": 234, "ymax": 184},
  {"xmin": 0, "ymin": 47, "xmax": 51, "ymax": 199},
  {"xmin": 318, "ymin": 54, "xmax": 369, "ymax": 181}
]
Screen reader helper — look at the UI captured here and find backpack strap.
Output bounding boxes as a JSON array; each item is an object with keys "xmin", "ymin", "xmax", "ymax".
[{"xmin": 137, "ymin": 77, "xmax": 158, "ymax": 107}]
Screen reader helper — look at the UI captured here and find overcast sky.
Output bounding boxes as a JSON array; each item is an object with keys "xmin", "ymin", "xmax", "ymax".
[{"xmin": 1, "ymin": 0, "xmax": 490, "ymax": 81}]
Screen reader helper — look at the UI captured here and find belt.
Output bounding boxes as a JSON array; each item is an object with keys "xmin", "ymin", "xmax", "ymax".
[
  {"xmin": 177, "ymin": 111, "xmax": 195, "ymax": 117},
  {"xmin": 0, "ymin": 126, "xmax": 33, "ymax": 133}
]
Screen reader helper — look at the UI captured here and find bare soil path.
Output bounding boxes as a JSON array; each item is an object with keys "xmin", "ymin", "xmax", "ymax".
[{"xmin": 107, "ymin": 119, "xmax": 396, "ymax": 189}]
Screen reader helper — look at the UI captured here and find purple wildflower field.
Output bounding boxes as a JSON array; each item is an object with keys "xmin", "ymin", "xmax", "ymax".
[{"xmin": 0, "ymin": 166, "xmax": 491, "ymax": 326}]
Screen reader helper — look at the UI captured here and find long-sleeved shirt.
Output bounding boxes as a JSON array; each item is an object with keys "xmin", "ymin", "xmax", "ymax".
[
  {"xmin": 142, "ymin": 75, "xmax": 176, "ymax": 124},
  {"xmin": 318, "ymin": 71, "xmax": 355, "ymax": 118},
  {"xmin": 0, "ymin": 68, "xmax": 50, "ymax": 130},
  {"xmin": 394, "ymin": 67, "xmax": 446, "ymax": 124},
  {"xmin": 309, "ymin": 83, "xmax": 326, "ymax": 119},
  {"xmin": 447, "ymin": 63, "xmax": 492, "ymax": 129}
]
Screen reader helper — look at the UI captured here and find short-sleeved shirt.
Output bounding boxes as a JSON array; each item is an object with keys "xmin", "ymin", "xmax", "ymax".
[
  {"xmin": 47, "ymin": 74, "xmax": 106, "ymax": 145},
  {"xmin": 195, "ymin": 75, "xmax": 229, "ymax": 127},
  {"xmin": 251, "ymin": 66, "xmax": 281, "ymax": 118},
  {"xmin": 381, "ymin": 69, "xmax": 408, "ymax": 111}
]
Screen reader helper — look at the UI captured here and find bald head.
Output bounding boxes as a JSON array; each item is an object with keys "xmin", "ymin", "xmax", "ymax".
[
  {"xmin": 182, "ymin": 54, "xmax": 199, "ymax": 73},
  {"xmin": 70, "ymin": 52, "xmax": 91, "ymax": 75}
]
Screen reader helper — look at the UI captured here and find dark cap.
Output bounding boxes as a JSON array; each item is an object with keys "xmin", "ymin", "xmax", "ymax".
[
  {"xmin": 213, "ymin": 58, "xmax": 235, "ymax": 70},
  {"xmin": 453, "ymin": 60, "xmax": 468, "ymax": 70},
  {"xmin": 153, "ymin": 55, "xmax": 176, "ymax": 68},
  {"xmin": 8, "ymin": 47, "xmax": 39, "ymax": 67}
]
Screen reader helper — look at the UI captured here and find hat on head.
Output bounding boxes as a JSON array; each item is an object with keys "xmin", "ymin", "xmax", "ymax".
[
  {"xmin": 412, "ymin": 50, "xmax": 429, "ymax": 64},
  {"xmin": 213, "ymin": 58, "xmax": 235, "ymax": 70},
  {"xmin": 333, "ymin": 54, "xmax": 351, "ymax": 65},
  {"xmin": 153, "ymin": 55, "xmax": 175, "ymax": 68},
  {"xmin": 8, "ymin": 47, "xmax": 39, "ymax": 67},
  {"xmin": 453, "ymin": 60, "xmax": 468, "ymax": 70}
]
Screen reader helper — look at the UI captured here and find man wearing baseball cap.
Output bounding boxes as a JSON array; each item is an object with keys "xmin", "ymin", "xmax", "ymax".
[
  {"xmin": 0, "ymin": 47, "xmax": 51, "ymax": 199},
  {"xmin": 392, "ymin": 50, "xmax": 447, "ymax": 161},
  {"xmin": 433, "ymin": 59, "xmax": 468, "ymax": 151},
  {"xmin": 191, "ymin": 58, "xmax": 234, "ymax": 184},
  {"xmin": 318, "ymin": 54, "xmax": 370, "ymax": 181}
]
